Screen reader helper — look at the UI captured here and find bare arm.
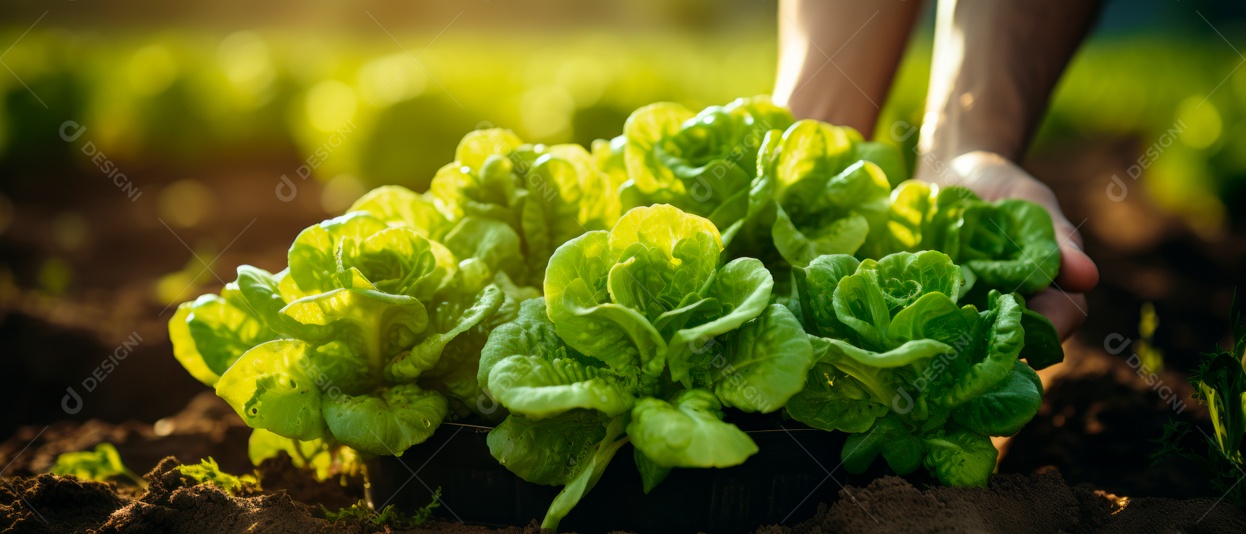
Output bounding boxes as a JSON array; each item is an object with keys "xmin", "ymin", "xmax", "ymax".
[
  {"xmin": 918, "ymin": 0, "xmax": 1102, "ymax": 162},
  {"xmin": 916, "ymin": 0, "xmax": 1103, "ymax": 340},
  {"xmin": 773, "ymin": 0, "xmax": 922, "ymax": 138}
]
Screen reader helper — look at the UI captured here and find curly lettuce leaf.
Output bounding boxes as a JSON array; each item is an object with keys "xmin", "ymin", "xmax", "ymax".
[
  {"xmin": 170, "ymin": 292, "xmax": 277, "ymax": 387},
  {"xmin": 627, "ymin": 389, "xmax": 757, "ymax": 468},
  {"xmin": 456, "ymin": 128, "xmax": 525, "ymax": 173},
  {"xmin": 691, "ymin": 304, "xmax": 814, "ymax": 413},
  {"xmin": 923, "ymin": 429, "xmax": 999, "ymax": 487},
  {"xmin": 620, "ymin": 97, "xmax": 792, "ymax": 230},
  {"xmin": 320, "ymin": 384, "xmax": 448, "ymax": 456},
  {"xmin": 545, "ymin": 230, "xmax": 666, "ymax": 372},
  {"xmin": 789, "ymin": 251, "xmax": 1037, "ymax": 487},
  {"xmin": 923, "ymin": 185, "xmax": 1061, "ymax": 294},
  {"xmin": 520, "ymin": 155, "xmax": 591, "ymax": 277},
  {"xmin": 794, "ymin": 254, "xmax": 861, "ymax": 339},
  {"xmin": 215, "ymin": 339, "xmax": 329, "ymax": 441},
  {"xmin": 951, "ymin": 360, "xmax": 1043, "ymax": 437},
  {"xmin": 288, "ymin": 213, "xmax": 390, "ymax": 295},
  {"xmin": 386, "ymin": 284, "xmax": 504, "ymax": 382},
  {"xmin": 480, "ymin": 298, "xmax": 639, "ymax": 419},
  {"xmin": 442, "ymin": 216, "xmax": 526, "ymax": 285},
  {"xmin": 666, "ymin": 257, "xmax": 774, "ymax": 384},
  {"xmin": 786, "ymin": 342, "xmax": 890, "ymax": 433},
  {"xmin": 280, "ymin": 287, "xmax": 428, "ymax": 371},
  {"xmin": 348, "ymin": 185, "xmax": 448, "ymax": 238}
]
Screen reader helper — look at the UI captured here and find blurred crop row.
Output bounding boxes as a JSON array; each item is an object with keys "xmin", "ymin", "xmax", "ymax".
[{"xmin": 1, "ymin": 29, "xmax": 1244, "ymax": 234}]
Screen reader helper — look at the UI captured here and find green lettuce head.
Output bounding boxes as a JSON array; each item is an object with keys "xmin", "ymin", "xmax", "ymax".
[
  {"xmin": 478, "ymin": 204, "xmax": 814, "ymax": 530},
  {"xmin": 786, "ymin": 250, "xmax": 1045, "ymax": 487},
  {"xmin": 169, "ymin": 206, "xmax": 527, "ymax": 456}
]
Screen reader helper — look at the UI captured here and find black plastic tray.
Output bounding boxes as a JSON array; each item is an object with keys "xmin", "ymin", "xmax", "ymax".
[{"xmin": 368, "ymin": 421, "xmax": 851, "ymax": 533}]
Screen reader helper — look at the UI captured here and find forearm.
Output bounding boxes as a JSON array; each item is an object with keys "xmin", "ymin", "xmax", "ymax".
[
  {"xmin": 919, "ymin": 0, "xmax": 1102, "ymax": 164},
  {"xmin": 773, "ymin": 0, "xmax": 922, "ymax": 137}
]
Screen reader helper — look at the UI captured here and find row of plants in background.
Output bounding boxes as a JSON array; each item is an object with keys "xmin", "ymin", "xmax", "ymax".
[
  {"xmin": 168, "ymin": 96, "xmax": 1066, "ymax": 529},
  {"xmin": 0, "ymin": 31, "xmax": 1241, "ymax": 234}
]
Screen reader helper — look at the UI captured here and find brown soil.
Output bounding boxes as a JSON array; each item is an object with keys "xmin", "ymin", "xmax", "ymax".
[
  {"xmin": 763, "ymin": 470, "xmax": 1246, "ymax": 534},
  {"xmin": 6, "ymin": 455, "xmax": 1242, "ymax": 533},
  {"xmin": 0, "ymin": 393, "xmax": 256, "ymax": 479},
  {"xmin": 0, "ymin": 454, "xmax": 547, "ymax": 534},
  {"xmin": 1, "ymin": 475, "xmax": 127, "ymax": 533},
  {"xmin": 96, "ymin": 457, "xmax": 342, "ymax": 534}
]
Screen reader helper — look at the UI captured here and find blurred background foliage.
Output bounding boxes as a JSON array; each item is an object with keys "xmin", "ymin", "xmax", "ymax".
[{"xmin": 0, "ymin": 0, "xmax": 1243, "ymax": 237}]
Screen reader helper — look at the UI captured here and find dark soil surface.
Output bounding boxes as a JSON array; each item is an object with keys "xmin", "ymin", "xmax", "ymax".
[
  {"xmin": 4, "ymin": 446, "xmax": 1243, "ymax": 533},
  {"xmin": 0, "ymin": 450, "xmax": 543, "ymax": 533},
  {"xmin": 763, "ymin": 470, "xmax": 1246, "ymax": 534},
  {"xmin": 3, "ymin": 394, "xmax": 1244, "ymax": 533}
]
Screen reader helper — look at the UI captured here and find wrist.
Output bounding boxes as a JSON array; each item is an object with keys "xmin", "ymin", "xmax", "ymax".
[{"xmin": 918, "ymin": 93, "xmax": 1028, "ymax": 167}]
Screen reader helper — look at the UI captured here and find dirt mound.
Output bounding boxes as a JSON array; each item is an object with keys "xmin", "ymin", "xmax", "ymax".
[
  {"xmin": 253, "ymin": 452, "xmax": 363, "ymax": 511},
  {"xmin": 758, "ymin": 470, "xmax": 1245, "ymax": 534},
  {"xmin": 0, "ymin": 474, "xmax": 127, "ymax": 533},
  {"xmin": 94, "ymin": 457, "xmax": 348, "ymax": 534},
  {"xmin": 0, "ymin": 393, "xmax": 253, "ymax": 478}
]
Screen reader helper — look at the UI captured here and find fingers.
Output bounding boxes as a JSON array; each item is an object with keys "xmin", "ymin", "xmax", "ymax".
[
  {"xmin": 998, "ymin": 169, "xmax": 1099, "ymax": 294},
  {"xmin": 1027, "ymin": 288, "xmax": 1088, "ymax": 342},
  {"xmin": 1052, "ymin": 223, "xmax": 1099, "ymax": 293}
]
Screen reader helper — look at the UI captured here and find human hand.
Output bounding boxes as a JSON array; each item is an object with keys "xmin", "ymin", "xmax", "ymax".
[{"xmin": 915, "ymin": 151, "xmax": 1099, "ymax": 341}]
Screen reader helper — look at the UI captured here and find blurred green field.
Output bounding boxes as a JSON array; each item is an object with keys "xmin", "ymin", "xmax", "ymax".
[{"xmin": 0, "ymin": 29, "xmax": 1243, "ymax": 234}]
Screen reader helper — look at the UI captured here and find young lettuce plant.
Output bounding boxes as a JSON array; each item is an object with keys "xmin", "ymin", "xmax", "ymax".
[
  {"xmin": 169, "ymin": 212, "xmax": 507, "ymax": 457},
  {"xmin": 169, "ymin": 128, "xmax": 618, "ymax": 462},
  {"xmin": 785, "ymin": 251, "xmax": 1046, "ymax": 487},
  {"xmin": 477, "ymin": 204, "xmax": 814, "ymax": 530}
]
